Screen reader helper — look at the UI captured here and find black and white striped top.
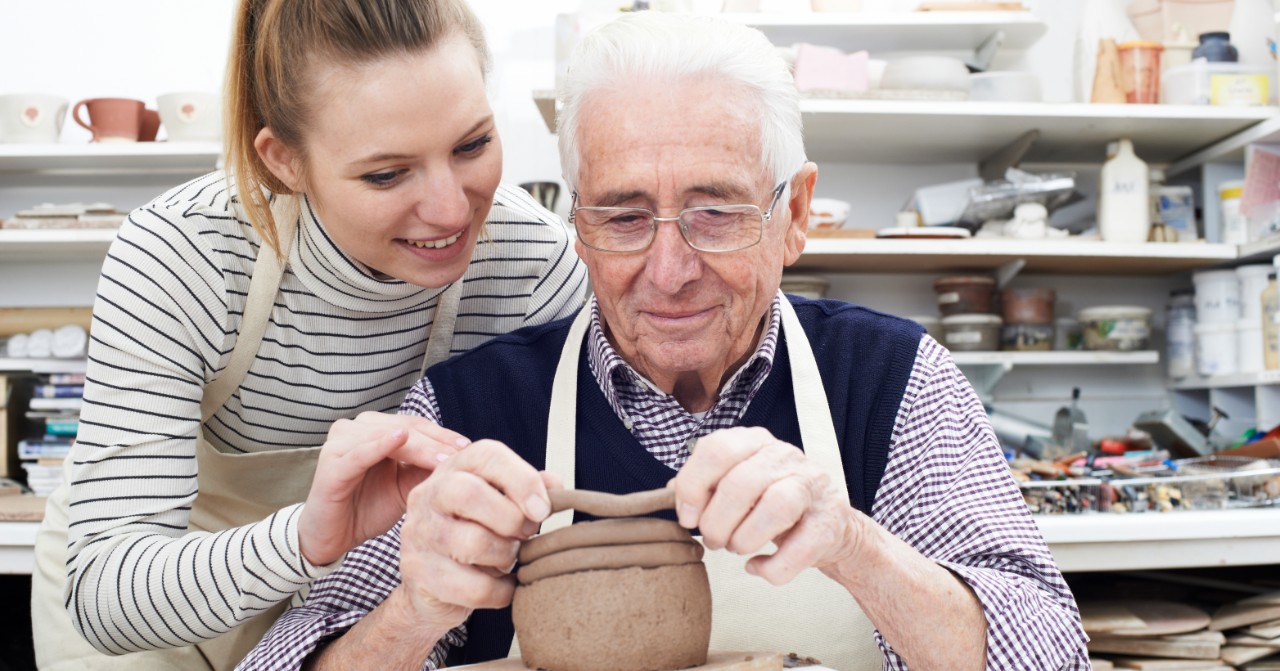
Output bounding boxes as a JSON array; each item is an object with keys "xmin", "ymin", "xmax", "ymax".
[{"xmin": 63, "ymin": 172, "xmax": 588, "ymax": 654}]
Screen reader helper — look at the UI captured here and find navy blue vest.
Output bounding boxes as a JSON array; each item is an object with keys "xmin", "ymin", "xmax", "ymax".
[{"xmin": 425, "ymin": 296, "xmax": 922, "ymax": 666}]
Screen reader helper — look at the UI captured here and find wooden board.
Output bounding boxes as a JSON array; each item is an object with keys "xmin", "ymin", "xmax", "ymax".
[
  {"xmin": 1080, "ymin": 600, "xmax": 1211, "ymax": 637},
  {"xmin": 452, "ymin": 652, "xmax": 784, "ymax": 670},
  {"xmin": 1225, "ymin": 645, "xmax": 1280, "ymax": 667},
  {"xmin": 1212, "ymin": 603, "xmax": 1280, "ymax": 632},
  {"xmin": 1087, "ymin": 636, "xmax": 1219, "ymax": 660},
  {"xmin": 808, "ymin": 228, "xmax": 876, "ymax": 239},
  {"xmin": 0, "ymin": 495, "xmax": 46, "ymax": 521},
  {"xmin": 1109, "ymin": 659, "xmax": 1234, "ymax": 670},
  {"xmin": 1250, "ymin": 619, "xmax": 1280, "ymax": 638},
  {"xmin": 0, "ymin": 306, "xmax": 92, "ymax": 336}
]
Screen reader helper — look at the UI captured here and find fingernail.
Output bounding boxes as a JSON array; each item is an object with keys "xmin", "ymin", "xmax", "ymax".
[
  {"xmin": 745, "ymin": 562, "xmax": 758, "ymax": 576},
  {"xmin": 455, "ymin": 437, "xmax": 470, "ymax": 448},
  {"xmin": 525, "ymin": 494, "xmax": 550, "ymax": 521},
  {"xmin": 436, "ymin": 452, "xmax": 450, "ymax": 462},
  {"xmin": 522, "ymin": 519, "xmax": 541, "ymax": 537},
  {"xmin": 678, "ymin": 502, "xmax": 698, "ymax": 527}
]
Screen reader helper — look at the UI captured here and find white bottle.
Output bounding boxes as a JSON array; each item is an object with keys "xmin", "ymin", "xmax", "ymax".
[{"xmin": 1099, "ymin": 138, "xmax": 1150, "ymax": 243}]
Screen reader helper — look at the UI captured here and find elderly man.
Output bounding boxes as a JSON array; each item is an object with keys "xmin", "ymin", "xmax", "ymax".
[{"xmin": 241, "ymin": 11, "xmax": 1088, "ymax": 671}]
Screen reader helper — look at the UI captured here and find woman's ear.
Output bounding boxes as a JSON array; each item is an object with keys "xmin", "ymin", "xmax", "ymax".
[
  {"xmin": 254, "ymin": 127, "xmax": 304, "ymax": 193},
  {"xmin": 782, "ymin": 162, "xmax": 818, "ymax": 266}
]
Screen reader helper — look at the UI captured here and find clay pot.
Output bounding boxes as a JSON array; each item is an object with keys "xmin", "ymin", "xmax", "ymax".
[
  {"xmin": 933, "ymin": 275, "xmax": 996, "ymax": 316},
  {"xmin": 512, "ymin": 517, "xmax": 712, "ymax": 671},
  {"xmin": 1001, "ymin": 287, "xmax": 1056, "ymax": 325}
]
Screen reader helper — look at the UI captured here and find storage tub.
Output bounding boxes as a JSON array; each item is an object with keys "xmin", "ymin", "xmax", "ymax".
[
  {"xmin": 1162, "ymin": 62, "xmax": 1273, "ymax": 106},
  {"xmin": 1001, "ymin": 323, "xmax": 1053, "ymax": 351},
  {"xmin": 1237, "ymin": 264, "xmax": 1274, "ymax": 321},
  {"xmin": 1238, "ymin": 319, "xmax": 1265, "ymax": 373},
  {"xmin": 1055, "ymin": 317, "xmax": 1082, "ymax": 350},
  {"xmin": 1192, "ymin": 269, "xmax": 1241, "ymax": 323},
  {"xmin": 1079, "ymin": 305, "xmax": 1152, "ymax": 351},
  {"xmin": 780, "ymin": 274, "xmax": 830, "ymax": 300},
  {"xmin": 933, "ymin": 275, "xmax": 995, "ymax": 317},
  {"xmin": 1195, "ymin": 321, "xmax": 1237, "ymax": 377},
  {"xmin": 907, "ymin": 315, "xmax": 942, "ymax": 343},
  {"xmin": 941, "ymin": 314, "xmax": 1001, "ymax": 351},
  {"xmin": 1001, "ymin": 287, "xmax": 1055, "ymax": 325}
]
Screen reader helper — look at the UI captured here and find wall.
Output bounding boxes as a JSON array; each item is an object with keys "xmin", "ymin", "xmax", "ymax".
[{"xmin": 0, "ymin": 0, "xmax": 1192, "ymax": 438}]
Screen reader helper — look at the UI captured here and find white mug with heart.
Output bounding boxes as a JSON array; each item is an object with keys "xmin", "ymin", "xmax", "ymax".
[
  {"xmin": 0, "ymin": 94, "xmax": 69, "ymax": 143},
  {"xmin": 157, "ymin": 92, "xmax": 221, "ymax": 142}
]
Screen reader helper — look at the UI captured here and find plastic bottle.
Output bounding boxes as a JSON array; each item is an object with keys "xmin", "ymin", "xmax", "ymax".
[
  {"xmin": 1228, "ymin": 0, "xmax": 1275, "ymax": 69},
  {"xmin": 1264, "ymin": 271, "xmax": 1279, "ymax": 370},
  {"xmin": 1166, "ymin": 289, "xmax": 1196, "ymax": 379},
  {"xmin": 1099, "ymin": 139, "xmax": 1151, "ymax": 243}
]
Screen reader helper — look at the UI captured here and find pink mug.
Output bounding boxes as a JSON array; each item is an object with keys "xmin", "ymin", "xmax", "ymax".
[{"xmin": 72, "ymin": 97, "xmax": 144, "ymax": 142}]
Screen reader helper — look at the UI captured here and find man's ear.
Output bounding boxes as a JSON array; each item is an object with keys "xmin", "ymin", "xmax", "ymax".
[
  {"xmin": 254, "ymin": 127, "xmax": 305, "ymax": 193},
  {"xmin": 782, "ymin": 162, "xmax": 818, "ymax": 266}
]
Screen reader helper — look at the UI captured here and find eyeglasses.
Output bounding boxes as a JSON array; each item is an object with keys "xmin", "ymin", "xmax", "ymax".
[{"xmin": 569, "ymin": 182, "xmax": 787, "ymax": 253}]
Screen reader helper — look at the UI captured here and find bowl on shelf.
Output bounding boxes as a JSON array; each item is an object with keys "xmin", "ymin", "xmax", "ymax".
[
  {"xmin": 809, "ymin": 198, "xmax": 851, "ymax": 230},
  {"xmin": 969, "ymin": 72, "xmax": 1042, "ymax": 102},
  {"xmin": 879, "ymin": 57, "xmax": 970, "ymax": 96}
]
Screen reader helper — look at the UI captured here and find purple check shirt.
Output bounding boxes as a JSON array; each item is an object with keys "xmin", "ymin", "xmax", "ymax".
[{"xmin": 239, "ymin": 297, "xmax": 1090, "ymax": 670}]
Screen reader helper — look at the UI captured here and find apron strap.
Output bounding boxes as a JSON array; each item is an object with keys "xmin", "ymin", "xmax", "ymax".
[
  {"xmin": 540, "ymin": 307, "xmax": 594, "ymax": 533},
  {"xmin": 201, "ymin": 194, "xmax": 298, "ymax": 422},
  {"xmin": 775, "ymin": 292, "xmax": 846, "ymax": 500},
  {"xmin": 419, "ymin": 280, "xmax": 464, "ymax": 375}
]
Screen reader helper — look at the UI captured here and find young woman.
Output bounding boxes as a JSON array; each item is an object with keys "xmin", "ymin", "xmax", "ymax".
[{"xmin": 30, "ymin": 1, "xmax": 587, "ymax": 668}]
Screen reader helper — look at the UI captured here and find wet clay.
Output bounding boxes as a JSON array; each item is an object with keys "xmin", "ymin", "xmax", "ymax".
[
  {"xmin": 513, "ymin": 491, "xmax": 712, "ymax": 671},
  {"xmin": 517, "ymin": 540, "xmax": 704, "ymax": 584},
  {"xmin": 520, "ymin": 518, "xmax": 691, "ymax": 563}
]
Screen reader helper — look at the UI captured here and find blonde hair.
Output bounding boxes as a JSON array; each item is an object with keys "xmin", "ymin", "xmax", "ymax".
[{"xmin": 223, "ymin": 0, "xmax": 489, "ymax": 257}]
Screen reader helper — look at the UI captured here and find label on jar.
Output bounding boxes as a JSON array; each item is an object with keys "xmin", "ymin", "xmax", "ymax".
[
  {"xmin": 947, "ymin": 331, "xmax": 983, "ymax": 344},
  {"xmin": 937, "ymin": 292, "xmax": 959, "ymax": 305},
  {"xmin": 1210, "ymin": 74, "xmax": 1269, "ymax": 107},
  {"xmin": 1103, "ymin": 320, "xmax": 1150, "ymax": 341}
]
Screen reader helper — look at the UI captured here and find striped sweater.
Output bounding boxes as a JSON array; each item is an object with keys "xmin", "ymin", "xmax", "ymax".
[{"xmin": 62, "ymin": 172, "xmax": 588, "ymax": 654}]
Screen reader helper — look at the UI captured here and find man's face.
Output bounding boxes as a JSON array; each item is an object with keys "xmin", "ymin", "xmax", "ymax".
[{"xmin": 573, "ymin": 78, "xmax": 813, "ymax": 393}]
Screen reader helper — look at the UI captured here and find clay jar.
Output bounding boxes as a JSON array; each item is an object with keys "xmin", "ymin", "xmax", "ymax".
[
  {"xmin": 1001, "ymin": 287, "xmax": 1056, "ymax": 325},
  {"xmin": 933, "ymin": 275, "xmax": 996, "ymax": 316},
  {"xmin": 72, "ymin": 98, "xmax": 145, "ymax": 142},
  {"xmin": 512, "ymin": 517, "xmax": 712, "ymax": 671}
]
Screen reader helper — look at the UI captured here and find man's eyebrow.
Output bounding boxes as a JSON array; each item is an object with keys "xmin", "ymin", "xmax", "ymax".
[{"xmin": 589, "ymin": 182, "xmax": 753, "ymax": 207}]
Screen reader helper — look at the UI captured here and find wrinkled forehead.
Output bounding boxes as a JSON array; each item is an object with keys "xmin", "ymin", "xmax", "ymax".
[{"xmin": 573, "ymin": 78, "xmax": 770, "ymax": 204}]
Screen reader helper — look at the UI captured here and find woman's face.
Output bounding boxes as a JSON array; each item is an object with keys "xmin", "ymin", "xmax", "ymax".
[{"xmin": 295, "ymin": 35, "xmax": 501, "ymax": 288}]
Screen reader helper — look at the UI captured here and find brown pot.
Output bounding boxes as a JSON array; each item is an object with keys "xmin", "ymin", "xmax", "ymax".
[{"xmin": 1001, "ymin": 287, "xmax": 1056, "ymax": 325}]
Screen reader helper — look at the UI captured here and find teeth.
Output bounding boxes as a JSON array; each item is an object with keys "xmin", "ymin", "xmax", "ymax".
[{"xmin": 408, "ymin": 231, "xmax": 462, "ymax": 249}]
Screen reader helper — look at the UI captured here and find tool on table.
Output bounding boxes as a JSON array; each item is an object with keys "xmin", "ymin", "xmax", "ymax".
[{"xmin": 1046, "ymin": 387, "xmax": 1090, "ymax": 460}]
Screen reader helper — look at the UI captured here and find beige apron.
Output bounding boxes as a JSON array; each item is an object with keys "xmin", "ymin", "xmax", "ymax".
[
  {"xmin": 32, "ymin": 195, "xmax": 463, "ymax": 670},
  {"xmin": 513, "ymin": 293, "xmax": 881, "ymax": 671}
]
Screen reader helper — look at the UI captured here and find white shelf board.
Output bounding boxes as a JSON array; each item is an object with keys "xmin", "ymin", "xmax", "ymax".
[
  {"xmin": 0, "ymin": 358, "xmax": 87, "ymax": 374},
  {"xmin": 0, "ymin": 141, "xmax": 221, "ymax": 173},
  {"xmin": 790, "ymin": 237, "xmax": 1238, "ymax": 274},
  {"xmin": 952, "ymin": 350, "xmax": 1159, "ymax": 366},
  {"xmin": 0, "ymin": 229, "xmax": 116, "ymax": 261},
  {"xmin": 1167, "ymin": 112, "xmax": 1280, "ymax": 176},
  {"xmin": 1239, "ymin": 232, "xmax": 1280, "ymax": 264},
  {"xmin": 530, "ymin": 94, "xmax": 1276, "ymax": 165},
  {"xmin": 0, "ymin": 522, "xmax": 39, "ymax": 575},
  {"xmin": 719, "ymin": 11, "xmax": 1047, "ymax": 51},
  {"xmin": 1172, "ymin": 368, "xmax": 1280, "ymax": 390},
  {"xmin": 1036, "ymin": 508, "xmax": 1280, "ymax": 572}
]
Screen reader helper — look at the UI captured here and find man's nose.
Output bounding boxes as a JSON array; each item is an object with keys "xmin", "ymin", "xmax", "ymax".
[
  {"xmin": 414, "ymin": 169, "xmax": 471, "ymax": 226},
  {"xmin": 644, "ymin": 217, "xmax": 702, "ymax": 294}
]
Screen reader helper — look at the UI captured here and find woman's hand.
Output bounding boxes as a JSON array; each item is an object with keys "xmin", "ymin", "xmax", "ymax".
[
  {"xmin": 398, "ymin": 439, "xmax": 559, "ymax": 629},
  {"xmin": 299, "ymin": 412, "xmax": 472, "ymax": 567}
]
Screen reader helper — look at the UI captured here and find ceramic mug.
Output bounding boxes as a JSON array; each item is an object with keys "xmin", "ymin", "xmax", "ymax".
[
  {"xmin": 0, "ymin": 94, "xmax": 69, "ymax": 143},
  {"xmin": 72, "ymin": 97, "xmax": 145, "ymax": 142},
  {"xmin": 139, "ymin": 108, "xmax": 161, "ymax": 142},
  {"xmin": 157, "ymin": 92, "xmax": 221, "ymax": 142}
]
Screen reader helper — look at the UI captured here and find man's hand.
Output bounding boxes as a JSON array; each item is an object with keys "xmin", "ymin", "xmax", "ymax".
[
  {"xmin": 398, "ymin": 439, "xmax": 560, "ymax": 629},
  {"xmin": 671, "ymin": 426, "xmax": 865, "ymax": 585},
  {"xmin": 299, "ymin": 412, "xmax": 471, "ymax": 567}
]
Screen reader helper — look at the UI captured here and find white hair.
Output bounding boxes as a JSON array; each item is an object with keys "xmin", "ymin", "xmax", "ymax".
[{"xmin": 557, "ymin": 11, "xmax": 806, "ymax": 193}]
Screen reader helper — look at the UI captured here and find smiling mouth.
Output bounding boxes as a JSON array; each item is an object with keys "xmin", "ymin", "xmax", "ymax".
[{"xmin": 405, "ymin": 230, "xmax": 463, "ymax": 249}]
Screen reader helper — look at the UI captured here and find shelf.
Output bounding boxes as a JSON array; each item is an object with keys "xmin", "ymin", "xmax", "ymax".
[
  {"xmin": 1173, "ymin": 369, "xmax": 1280, "ymax": 391},
  {"xmin": 719, "ymin": 11, "xmax": 1047, "ymax": 51},
  {"xmin": 1239, "ymin": 233, "xmax": 1280, "ymax": 264},
  {"xmin": 1036, "ymin": 508, "xmax": 1280, "ymax": 572},
  {"xmin": 1167, "ymin": 113, "xmax": 1280, "ymax": 176},
  {"xmin": 0, "ymin": 522, "xmax": 39, "ymax": 575},
  {"xmin": 0, "ymin": 142, "xmax": 222, "ymax": 174},
  {"xmin": 953, "ymin": 351, "xmax": 1159, "ymax": 366},
  {"xmin": 0, "ymin": 229, "xmax": 116, "ymax": 261},
  {"xmin": 790, "ymin": 238, "xmax": 1238, "ymax": 274},
  {"xmin": 531, "ymin": 94, "xmax": 1276, "ymax": 165},
  {"xmin": 0, "ymin": 358, "xmax": 87, "ymax": 374}
]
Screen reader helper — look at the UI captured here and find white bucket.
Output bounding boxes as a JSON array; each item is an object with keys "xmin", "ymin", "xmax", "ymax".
[
  {"xmin": 1237, "ymin": 264, "xmax": 1274, "ymax": 321},
  {"xmin": 1192, "ymin": 269, "xmax": 1241, "ymax": 323},
  {"xmin": 1238, "ymin": 319, "xmax": 1265, "ymax": 373},
  {"xmin": 1195, "ymin": 321, "xmax": 1238, "ymax": 377}
]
